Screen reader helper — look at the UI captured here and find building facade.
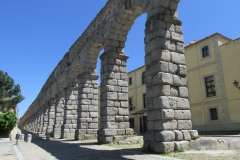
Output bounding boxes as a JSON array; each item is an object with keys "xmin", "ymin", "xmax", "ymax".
[
  {"xmin": 123, "ymin": 33, "xmax": 240, "ymax": 133},
  {"xmin": 128, "ymin": 66, "xmax": 147, "ymax": 134}
]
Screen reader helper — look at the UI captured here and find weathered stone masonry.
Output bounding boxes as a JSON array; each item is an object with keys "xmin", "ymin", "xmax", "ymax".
[
  {"xmin": 19, "ymin": 0, "xmax": 198, "ymax": 153},
  {"xmin": 98, "ymin": 52, "xmax": 133, "ymax": 143},
  {"xmin": 53, "ymin": 90, "xmax": 64, "ymax": 139},
  {"xmin": 76, "ymin": 74, "xmax": 99, "ymax": 140}
]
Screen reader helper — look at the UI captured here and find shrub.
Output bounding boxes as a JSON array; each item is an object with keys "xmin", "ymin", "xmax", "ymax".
[{"xmin": 0, "ymin": 111, "xmax": 17, "ymax": 138}]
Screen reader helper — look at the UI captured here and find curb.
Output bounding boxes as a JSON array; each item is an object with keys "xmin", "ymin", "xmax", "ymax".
[
  {"xmin": 200, "ymin": 135, "xmax": 240, "ymax": 137},
  {"xmin": 13, "ymin": 145, "xmax": 25, "ymax": 160}
]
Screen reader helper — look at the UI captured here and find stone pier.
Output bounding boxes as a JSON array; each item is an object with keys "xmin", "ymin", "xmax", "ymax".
[
  {"xmin": 53, "ymin": 91, "xmax": 65, "ymax": 139},
  {"xmin": 76, "ymin": 74, "xmax": 99, "ymax": 140},
  {"xmin": 46, "ymin": 98, "xmax": 55, "ymax": 134},
  {"xmin": 42, "ymin": 103, "xmax": 49, "ymax": 134},
  {"xmin": 62, "ymin": 85, "xmax": 78, "ymax": 139},
  {"xmin": 97, "ymin": 51, "xmax": 134, "ymax": 143}
]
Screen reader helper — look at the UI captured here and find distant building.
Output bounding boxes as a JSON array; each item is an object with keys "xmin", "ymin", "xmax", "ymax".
[{"xmin": 128, "ymin": 66, "xmax": 147, "ymax": 134}]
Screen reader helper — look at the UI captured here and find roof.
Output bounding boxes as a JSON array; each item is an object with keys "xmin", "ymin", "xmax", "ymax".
[
  {"xmin": 220, "ymin": 37, "xmax": 240, "ymax": 47},
  {"xmin": 131, "ymin": 109, "xmax": 148, "ymax": 115},
  {"xmin": 185, "ymin": 32, "xmax": 232, "ymax": 49},
  {"xmin": 128, "ymin": 65, "xmax": 145, "ymax": 74}
]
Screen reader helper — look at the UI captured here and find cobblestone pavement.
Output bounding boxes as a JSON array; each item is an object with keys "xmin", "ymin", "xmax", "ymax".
[{"xmin": 0, "ymin": 136, "xmax": 180, "ymax": 160}]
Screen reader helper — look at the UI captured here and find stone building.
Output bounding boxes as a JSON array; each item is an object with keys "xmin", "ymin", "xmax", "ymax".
[{"xmin": 124, "ymin": 33, "xmax": 240, "ymax": 133}]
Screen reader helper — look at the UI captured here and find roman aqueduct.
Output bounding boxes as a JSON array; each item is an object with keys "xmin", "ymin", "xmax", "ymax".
[{"xmin": 19, "ymin": 0, "xmax": 198, "ymax": 153}]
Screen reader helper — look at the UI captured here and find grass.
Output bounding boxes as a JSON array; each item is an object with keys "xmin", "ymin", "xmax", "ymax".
[
  {"xmin": 101, "ymin": 135, "xmax": 240, "ymax": 160},
  {"xmin": 199, "ymin": 131, "xmax": 240, "ymax": 135},
  {"xmin": 83, "ymin": 136, "xmax": 91, "ymax": 140},
  {"xmin": 103, "ymin": 142, "xmax": 143, "ymax": 150},
  {"xmin": 177, "ymin": 146, "xmax": 185, "ymax": 152}
]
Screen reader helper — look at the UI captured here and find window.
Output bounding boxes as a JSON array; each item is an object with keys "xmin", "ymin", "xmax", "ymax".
[
  {"xmin": 129, "ymin": 118, "xmax": 134, "ymax": 128},
  {"xmin": 129, "ymin": 77, "xmax": 132, "ymax": 85},
  {"xmin": 143, "ymin": 94, "xmax": 147, "ymax": 108},
  {"xmin": 209, "ymin": 108, "xmax": 218, "ymax": 120},
  {"xmin": 205, "ymin": 76, "xmax": 216, "ymax": 97},
  {"xmin": 129, "ymin": 97, "xmax": 134, "ymax": 111},
  {"xmin": 142, "ymin": 71, "xmax": 146, "ymax": 84},
  {"xmin": 202, "ymin": 46, "xmax": 209, "ymax": 57},
  {"xmin": 129, "ymin": 97, "xmax": 133, "ymax": 107}
]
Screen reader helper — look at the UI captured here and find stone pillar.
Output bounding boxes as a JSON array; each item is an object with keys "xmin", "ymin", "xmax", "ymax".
[
  {"xmin": 30, "ymin": 116, "xmax": 35, "ymax": 132},
  {"xmin": 42, "ymin": 103, "xmax": 49, "ymax": 134},
  {"xmin": 47, "ymin": 98, "xmax": 55, "ymax": 134},
  {"xmin": 36, "ymin": 110, "xmax": 41, "ymax": 133},
  {"xmin": 33, "ymin": 113, "xmax": 38, "ymax": 132},
  {"xmin": 76, "ymin": 74, "xmax": 99, "ymax": 140},
  {"xmin": 31, "ymin": 114, "xmax": 34, "ymax": 132},
  {"xmin": 98, "ymin": 52, "xmax": 134, "ymax": 144},
  {"xmin": 28, "ymin": 117, "xmax": 32, "ymax": 132},
  {"xmin": 53, "ymin": 91, "xmax": 65, "ymax": 138},
  {"xmin": 143, "ymin": 1, "xmax": 198, "ymax": 153},
  {"xmin": 39, "ymin": 106, "xmax": 44, "ymax": 133},
  {"xmin": 62, "ymin": 85, "xmax": 78, "ymax": 139},
  {"xmin": 35, "ymin": 113, "xmax": 38, "ymax": 133}
]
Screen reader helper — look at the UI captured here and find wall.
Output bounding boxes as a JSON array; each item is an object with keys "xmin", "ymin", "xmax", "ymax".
[
  {"xmin": 128, "ymin": 66, "xmax": 146, "ymax": 133},
  {"xmin": 220, "ymin": 38, "xmax": 240, "ymax": 127},
  {"xmin": 185, "ymin": 33, "xmax": 240, "ymax": 131}
]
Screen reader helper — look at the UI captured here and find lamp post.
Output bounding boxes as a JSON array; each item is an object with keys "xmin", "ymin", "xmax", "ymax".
[{"xmin": 233, "ymin": 80, "xmax": 240, "ymax": 89}]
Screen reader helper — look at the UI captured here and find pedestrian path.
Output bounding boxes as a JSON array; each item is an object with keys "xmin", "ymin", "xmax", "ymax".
[
  {"xmin": 1, "ymin": 135, "xmax": 181, "ymax": 160},
  {"xmin": 13, "ymin": 145, "xmax": 25, "ymax": 160}
]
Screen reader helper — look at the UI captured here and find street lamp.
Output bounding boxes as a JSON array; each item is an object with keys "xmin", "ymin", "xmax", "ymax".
[{"xmin": 233, "ymin": 80, "xmax": 240, "ymax": 89}]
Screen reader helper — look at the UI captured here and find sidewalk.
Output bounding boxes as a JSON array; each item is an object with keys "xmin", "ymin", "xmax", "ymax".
[
  {"xmin": 0, "ymin": 134, "xmax": 181, "ymax": 160},
  {"xmin": 0, "ymin": 138, "xmax": 19, "ymax": 160},
  {"xmin": 2, "ymin": 132, "xmax": 240, "ymax": 160}
]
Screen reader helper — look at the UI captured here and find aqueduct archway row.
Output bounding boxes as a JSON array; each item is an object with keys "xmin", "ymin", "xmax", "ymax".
[{"xmin": 19, "ymin": 0, "xmax": 198, "ymax": 153}]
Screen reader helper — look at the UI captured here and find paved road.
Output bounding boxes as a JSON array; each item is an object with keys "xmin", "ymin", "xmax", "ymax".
[
  {"xmin": 0, "ymin": 140, "xmax": 18, "ymax": 160},
  {"xmin": 0, "ymin": 136, "xmax": 180, "ymax": 160},
  {"xmin": 2, "ymin": 133, "xmax": 239, "ymax": 160}
]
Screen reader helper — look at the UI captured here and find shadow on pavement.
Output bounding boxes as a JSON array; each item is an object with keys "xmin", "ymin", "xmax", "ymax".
[{"xmin": 20, "ymin": 129, "xmax": 148, "ymax": 160}]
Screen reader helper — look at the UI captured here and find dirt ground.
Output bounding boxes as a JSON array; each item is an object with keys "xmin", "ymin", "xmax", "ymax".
[{"xmin": 101, "ymin": 139, "xmax": 240, "ymax": 160}]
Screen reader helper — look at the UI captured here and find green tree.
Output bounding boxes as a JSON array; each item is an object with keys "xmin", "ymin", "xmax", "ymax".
[
  {"xmin": 0, "ymin": 111, "xmax": 18, "ymax": 137},
  {"xmin": 0, "ymin": 70, "xmax": 24, "ymax": 112}
]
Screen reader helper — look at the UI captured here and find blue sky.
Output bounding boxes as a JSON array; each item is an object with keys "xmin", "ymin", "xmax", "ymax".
[{"xmin": 0, "ymin": 1, "xmax": 239, "ymax": 118}]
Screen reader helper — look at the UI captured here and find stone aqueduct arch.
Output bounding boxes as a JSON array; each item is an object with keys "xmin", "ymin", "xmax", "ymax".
[{"xmin": 19, "ymin": 0, "xmax": 198, "ymax": 153}]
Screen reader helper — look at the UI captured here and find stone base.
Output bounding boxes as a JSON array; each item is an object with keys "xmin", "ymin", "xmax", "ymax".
[
  {"xmin": 143, "ymin": 130, "xmax": 198, "ymax": 153},
  {"xmin": 75, "ymin": 129, "xmax": 97, "ymax": 140},
  {"xmin": 174, "ymin": 141, "xmax": 189, "ymax": 151},
  {"xmin": 53, "ymin": 131, "xmax": 61, "ymax": 139},
  {"xmin": 46, "ymin": 128, "xmax": 53, "ymax": 134},
  {"xmin": 61, "ymin": 128, "xmax": 77, "ymax": 139},
  {"xmin": 143, "ymin": 141, "xmax": 190, "ymax": 153},
  {"xmin": 76, "ymin": 134, "xmax": 97, "ymax": 140},
  {"xmin": 41, "ymin": 127, "xmax": 47, "ymax": 134},
  {"xmin": 143, "ymin": 142, "xmax": 175, "ymax": 153},
  {"xmin": 97, "ymin": 128, "xmax": 134, "ymax": 144}
]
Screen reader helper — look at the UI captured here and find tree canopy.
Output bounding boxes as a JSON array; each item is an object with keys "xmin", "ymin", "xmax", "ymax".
[
  {"xmin": 0, "ymin": 111, "xmax": 18, "ymax": 137},
  {"xmin": 0, "ymin": 70, "xmax": 24, "ymax": 112}
]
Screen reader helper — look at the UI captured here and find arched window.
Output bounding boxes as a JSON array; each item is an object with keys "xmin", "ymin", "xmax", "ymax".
[{"xmin": 142, "ymin": 71, "xmax": 146, "ymax": 84}]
